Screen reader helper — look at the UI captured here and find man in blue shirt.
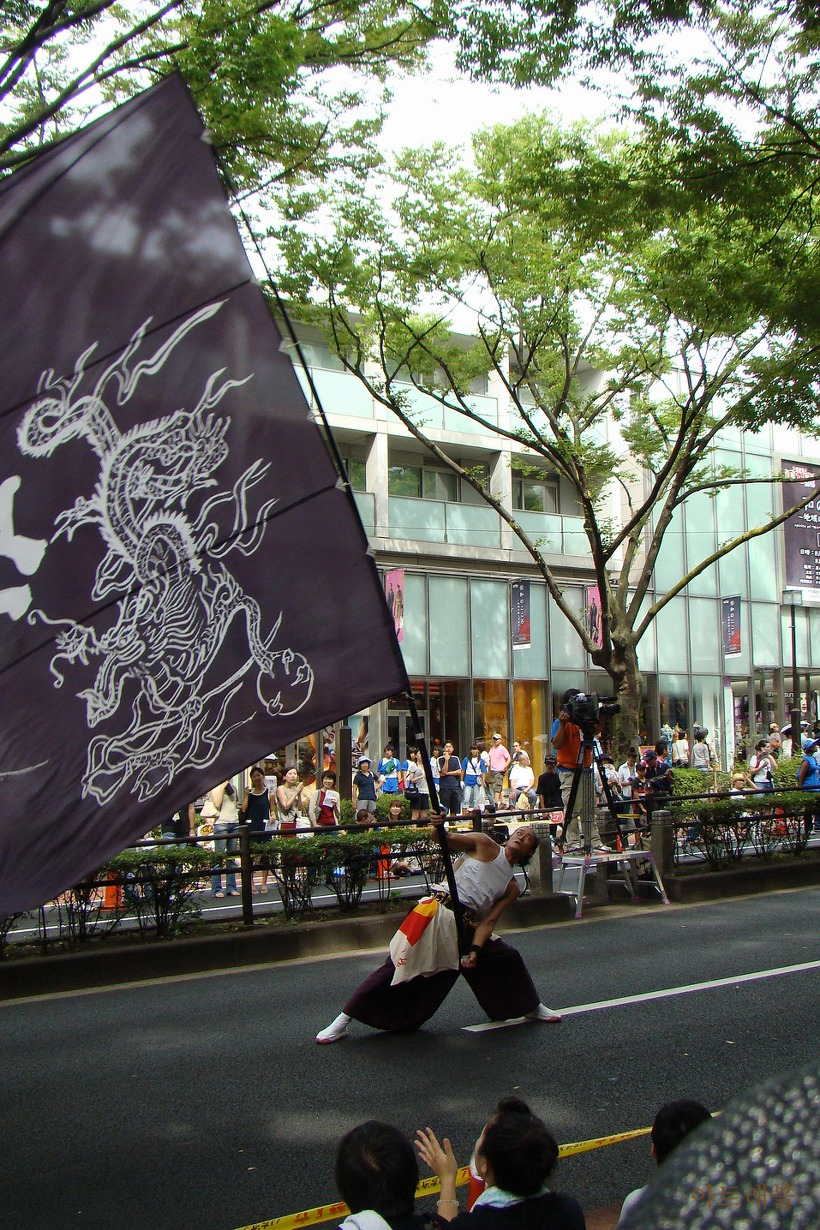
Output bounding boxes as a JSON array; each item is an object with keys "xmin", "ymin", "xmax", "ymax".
[
  {"xmin": 798, "ymin": 737, "xmax": 820, "ymax": 835},
  {"xmin": 377, "ymin": 744, "xmax": 402, "ymax": 795},
  {"xmin": 438, "ymin": 742, "xmax": 463, "ymax": 815}
]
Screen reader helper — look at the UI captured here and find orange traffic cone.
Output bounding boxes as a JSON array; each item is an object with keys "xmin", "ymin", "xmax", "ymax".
[
  {"xmin": 377, "ymin": 843, "xmax": 392, "ymax": 879},
  {"xmin": 101, "ymin": 870, "xmax": 122, "ymax": 910}
]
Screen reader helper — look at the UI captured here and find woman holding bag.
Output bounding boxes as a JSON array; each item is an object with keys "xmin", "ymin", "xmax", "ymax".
[{"xmin": 276, "ymin": 766, "xmax": 307, "ymax": 831}]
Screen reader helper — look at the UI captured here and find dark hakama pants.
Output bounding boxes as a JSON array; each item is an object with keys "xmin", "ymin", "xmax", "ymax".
[{"xmin": 343, "ymin": 936, "xmax": 540, "ymax": 1031}]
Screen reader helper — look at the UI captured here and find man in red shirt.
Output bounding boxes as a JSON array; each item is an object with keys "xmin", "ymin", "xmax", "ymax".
[{"xmin": 550, "ymin": 689, "xmax": 596, "ymax": 849}]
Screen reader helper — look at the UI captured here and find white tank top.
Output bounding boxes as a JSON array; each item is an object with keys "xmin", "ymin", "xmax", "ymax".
[
  {"xmin": 218, "ymin": 790, "xmax": 239, "ymax": 822},
  {"xmin": 454, "ymin": 846, "xmax": 513, "ymax": 914}
]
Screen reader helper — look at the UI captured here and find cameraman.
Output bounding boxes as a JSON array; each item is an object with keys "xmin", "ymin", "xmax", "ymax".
[{"xmin": 550, "ymin": 688, "xmax": 595, "ymax": 849}]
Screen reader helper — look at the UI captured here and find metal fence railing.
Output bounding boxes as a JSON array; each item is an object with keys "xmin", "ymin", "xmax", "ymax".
[
  {"xmin": 3, "ymin": 795, "xmax": 817, "ymax": 954},
  {"xmin": 1, "ymin": 812, "xmax": 542, "ymax": 953}
]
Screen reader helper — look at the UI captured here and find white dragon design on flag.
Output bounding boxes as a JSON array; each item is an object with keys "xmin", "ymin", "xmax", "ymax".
[{"xmin": 17, "ymin": 301, "xmax": 313, "ymax": 803}]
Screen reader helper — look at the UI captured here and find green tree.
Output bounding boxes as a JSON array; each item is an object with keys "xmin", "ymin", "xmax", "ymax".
[
  {"xmin": 628, "ymin": 5, "xmax": 820, "ymax": 291},
  {"xmin": 279, "ymin": 114, "xmax": 820, "ymax": 753},
  {"xmin": 0, "ymin": 0, "xmax": 450, "ymax": 192},
  {"xmin": 537, "ymin": 2, "xmax": 820, "ymax": 276},
  {"xmin": 0, "ymin": 0, "xmax": 598, "ymax": 197}
]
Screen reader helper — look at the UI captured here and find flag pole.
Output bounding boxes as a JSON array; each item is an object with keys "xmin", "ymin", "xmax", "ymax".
[
  {"xmin": 406, "ymin": 693, "xmax": 468, "ymax": 956},
  {"xmin": 221, "ymin": 180, "xmax": 463, "ymax": 946},
  {"xmin": 217, "ymin": 164, "xmax": 466, "ymax": 951}
]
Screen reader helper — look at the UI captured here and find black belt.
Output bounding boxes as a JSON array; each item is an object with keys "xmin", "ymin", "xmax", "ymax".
[{"xmin": 431, "ymin": 890, "xmax": 477, "ymax": 928}]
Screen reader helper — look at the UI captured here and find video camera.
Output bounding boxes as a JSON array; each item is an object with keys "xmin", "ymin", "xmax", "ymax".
[{"xmin": 564, "ymin": 691, "xmax": 621, "ymax": 734}]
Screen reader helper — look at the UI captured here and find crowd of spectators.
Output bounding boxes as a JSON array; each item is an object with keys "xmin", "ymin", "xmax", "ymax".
[
  {"xmin": 330, "ymin": 1095, "xmax": 717, "ymax": 1230},
  {"xmin": 185, "ymin": 716, "xmax": 820, "ymax": 897}
]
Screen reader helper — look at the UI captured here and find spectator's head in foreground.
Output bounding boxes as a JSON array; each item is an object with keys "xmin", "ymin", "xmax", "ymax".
[
  {"xmin": 475, "ymin": 1096, "xmax": 559, "ymax": 1197},
  {"xmin": 651, "ymin": 1100, "xmax": 712, "ymax": 1165},
  {"xmin": 335, "ymin": 1121, "xmax": 418, "ymax": 1219},
  {"xmin": 624, "ymin": 1064, "xmax": 817, "ymax": 1230}
]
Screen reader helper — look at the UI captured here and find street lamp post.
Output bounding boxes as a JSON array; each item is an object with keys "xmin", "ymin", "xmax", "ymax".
[{"xmin": 783, "ymin": 589, "xmax": 803, "ymax": 754}]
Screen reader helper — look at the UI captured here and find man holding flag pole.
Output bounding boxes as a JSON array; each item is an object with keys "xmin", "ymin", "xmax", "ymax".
[{"xmin": 315, "ymin": 749, "xmax": 562, "ymax": 1043}]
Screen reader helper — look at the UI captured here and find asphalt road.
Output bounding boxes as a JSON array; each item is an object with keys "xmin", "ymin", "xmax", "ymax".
[{"xmin": 1, "ymin": 888, "xmax": 818, "ymax": 1230}]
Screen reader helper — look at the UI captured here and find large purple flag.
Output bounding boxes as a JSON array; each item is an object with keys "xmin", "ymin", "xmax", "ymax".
[{"xmin": 0, "ymin": 75, "xmax": 408, "ymax": 912}]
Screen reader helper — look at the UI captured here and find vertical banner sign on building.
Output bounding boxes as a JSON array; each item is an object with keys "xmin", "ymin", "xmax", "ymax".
[
  {"xmin": 585, "ymin": 585, "xmax": 604, "ymax": 649},
  {"xmin": 722, "ymin": 596, "xmax": 742, "ymax": 657},
  {"xmin": 0, "ymin": 76, "xmax": 408, "ymax": 912},
  {"xmin": 511, "ymin": 580, "xmax": 531, "ymax": 649},
  {"xmin": 782, "ymin": 460, "xmax": 820, "ymax": 601},
  {"xmin": 385, "ymin": 569, "xmax": 405, "ymax": 643}
]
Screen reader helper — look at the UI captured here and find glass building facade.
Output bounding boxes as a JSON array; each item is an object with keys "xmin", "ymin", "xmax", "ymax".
[{"xmin": 289, "ymin": 335, "xmax": 820, "ymax": 770}]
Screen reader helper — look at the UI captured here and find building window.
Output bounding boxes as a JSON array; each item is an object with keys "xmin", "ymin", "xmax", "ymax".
[
  {"xmin": 339, "ymin": 451, "xmax": 367, "ymax": 492},
  {"xmin": 345, "ymin": 458, "xmax": 366, "ymax": 492},
  {"xmin": 389, "ymin": 460, "xmax": 486, "ymax": 503},
  {"xmin": 512, "ymin": 475, "xmax": 559, "ymax": 514},
  {"xmin": 389, "ymin": 464, "xmax": 422, "ymax": 498},
  {"xmin": 302, "ymin": 341, "xmax": 345, "ymax": 372},
  {"xmin": 422, "ymin": 468, "xmax": 458, "ymax": 502}
]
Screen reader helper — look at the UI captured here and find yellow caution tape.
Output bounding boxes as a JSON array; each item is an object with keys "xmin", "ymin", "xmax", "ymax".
[
  {"xmin": 558, "ymin": 1126, "xmax": 651, "ymax": 1157},
  {"xmin": 234, "ymin": 1126, "xmax": 653, "ymax": 1230}
]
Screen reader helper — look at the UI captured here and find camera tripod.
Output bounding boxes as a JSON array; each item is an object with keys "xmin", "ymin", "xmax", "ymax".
[{"xmin": 560, "ymin": 728, "xmax": 629, "ymax": 854}]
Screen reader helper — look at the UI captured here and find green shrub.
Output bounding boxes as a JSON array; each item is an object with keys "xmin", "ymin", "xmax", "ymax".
[
  {"xmin": 772, "ymin": 755, "xmax": 802, "ymax": 789},
  {"xmin": 252, "ymin": 834, "xmax": 323, "ymax": 917},
  {"xmin": 670, "ymin": 767, "xmax": 731, "ymax": 816},
  {"xmin": 339, "ymin": 797, "xmax": 358, "ymax": 825},
  {"xmin": 251, "ymin": 827, "xmax": 438, "ymax": 916},
  {"xmin": 0, "ymin": 912, "xmax": 26, "ymax": 958},
  {"xmin": 53, "ymin": 874, "xmax": 125, "ymax": 948},
  {"xmin": 667, "ymin": 761, "xmax": 815, "ymax": 867},
  {"xmin": 108, "ymin": 845, "xmax": 214, "ymax": 939}
]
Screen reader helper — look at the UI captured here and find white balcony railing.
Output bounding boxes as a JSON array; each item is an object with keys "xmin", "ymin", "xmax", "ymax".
[
  {"xmin": 353, "ymin": 491, "xmax": 376, "ymax": 535},
  {"xmin": 385, "ymin": 497, "xmax": 587, "ymax": 553},
  {"xmin": 388, "ymin": 496, "xmax": 500, "ymax": 547}
]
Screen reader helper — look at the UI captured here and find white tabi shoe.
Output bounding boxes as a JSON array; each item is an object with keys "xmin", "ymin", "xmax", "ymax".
[
  {"xmin": 315, "ymin": 1012, "xmax": 351, "ymax": 1044},
  {"xmin": 524, "ymin": 1003, "xmax": 562, "ymax": 1023}
]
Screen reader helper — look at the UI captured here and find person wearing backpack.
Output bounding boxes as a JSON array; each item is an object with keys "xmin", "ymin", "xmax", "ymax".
[{"xmin": 461, "ymin": 745, "xmax": 485, "ymax": 810}]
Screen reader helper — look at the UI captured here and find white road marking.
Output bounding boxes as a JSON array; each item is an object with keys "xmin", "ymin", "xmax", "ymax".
[{"xmin": 462, "ymin": 958, "xmax": 820, "ymax": 1032}]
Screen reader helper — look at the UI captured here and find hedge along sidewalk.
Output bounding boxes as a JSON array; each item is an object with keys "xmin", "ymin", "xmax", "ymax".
[
  {"xmin": 0, "ymin": 823, "xmax": 447, "ymax": 958},
  {"xmin": 0, "ymin": 889, "xmax": 574, "ymax": 1002},
  {"xmin": 0, "ymin": 808, "xmax": 557, "ymax": 955},
  {"xmin": 651, "ymin": 768, "xmax": 819, "ymax": 872}
]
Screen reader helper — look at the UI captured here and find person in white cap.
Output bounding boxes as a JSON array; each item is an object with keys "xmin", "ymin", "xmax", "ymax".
[
  {"xmin": 353, "ymin": 756, "xmax": 378, "ymax": 814},
  {"xmin": 508, "ymin": 751, "xmax": 537, "ymax": 808}
]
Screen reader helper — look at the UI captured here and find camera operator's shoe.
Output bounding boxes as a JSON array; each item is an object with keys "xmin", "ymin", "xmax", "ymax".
[{"xmin": 525, "ymin": 1003, "xmax": 562, "ymax": 1023}]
